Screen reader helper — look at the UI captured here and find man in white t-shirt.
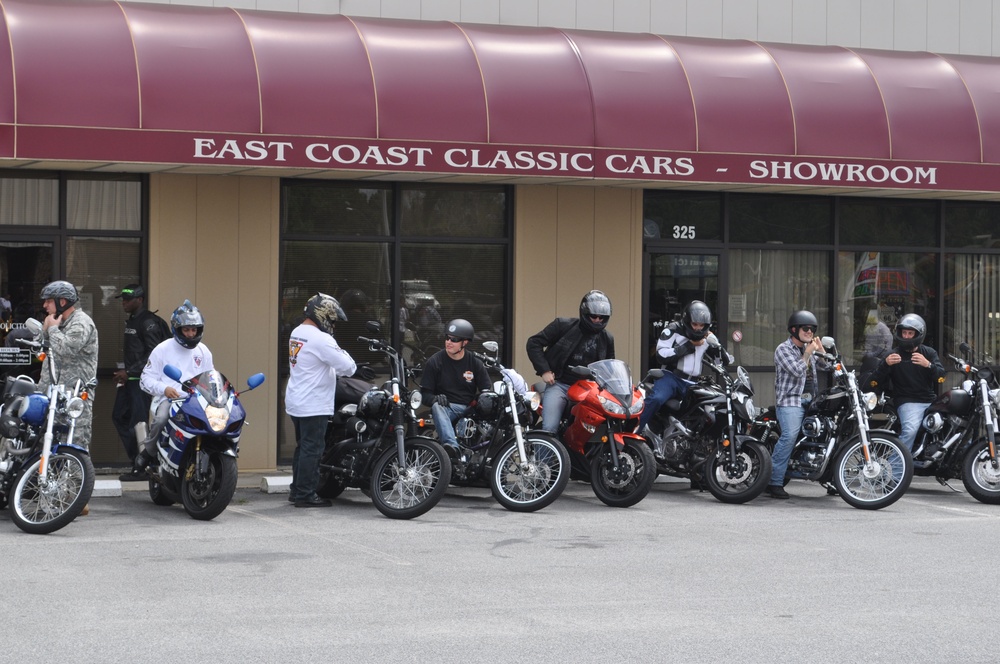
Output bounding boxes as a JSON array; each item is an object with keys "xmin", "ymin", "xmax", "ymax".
[
  {"xmin": 134, "ymin": 299, "xmax": 214, "ymax": 471},
  {"xmin": 285, "ymin": 293, "xmax": 357, "ymax": 508}
]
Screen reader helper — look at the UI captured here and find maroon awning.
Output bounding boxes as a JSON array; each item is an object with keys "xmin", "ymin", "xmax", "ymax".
[{"xmin": 2, "ymin": 0, "xmax": 1000, "ymax": 196}]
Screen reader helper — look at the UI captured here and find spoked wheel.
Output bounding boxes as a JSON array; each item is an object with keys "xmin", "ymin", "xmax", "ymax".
[
  {"xmin": 489, "ymin": 434, "xmax": 570, "ymax": 512},
  {"xmin": 590, "ymin": 437, "xmax": 657, "ymax": 508},
  {"xmin": 832, "ymin": 434, "xmax": 913, "ymax": 510},
  {"xmin": 703, "ymin": 441, "xmax": 773, "ymax": 504},
  {"xmin": 10, "ymin": 449, "xmax": 95, "ymax": 534},
  {"xmin": 962, "ymin": 440, "xmax": 1000, "ymax": 504},
  {"xmin": 370, "ymin": 437, "xmax": 451, "ymax": 520},
  {"xmin": 180, "ymin": 454, "xmax": 238, "ymax": 521}
]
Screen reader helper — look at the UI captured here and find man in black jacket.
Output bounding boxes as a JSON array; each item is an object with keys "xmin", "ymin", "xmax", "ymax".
[
  {"xmin": 526, "ymin": 290, "xmax": 615, "ymax": 433},
  {"xmin": 113, "ymin": 284, "xmax": 169, "ymax": 480}
]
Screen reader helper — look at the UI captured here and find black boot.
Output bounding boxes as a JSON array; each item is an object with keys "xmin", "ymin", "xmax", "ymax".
[{"xmin": 133, "ymin": 449, "xmax": 154, "ymax": 472}]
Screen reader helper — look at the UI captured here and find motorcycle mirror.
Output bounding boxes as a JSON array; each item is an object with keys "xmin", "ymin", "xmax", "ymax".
[
  {"xmin": 246, "ymin": 373, "xmax": 266, "ymax": 389},
  {"xmin": 483, "ymin": 340, "xmax": 499, "ymax": 354},
  {"xmin": 365, "ymin": 320, "xmax": 382, "ymax": 335},
  {"xmin": 821, "ymin": 336, "xmax": 837, "ymax": 352},
  {"xmin": 24, "ymin": 318, "xmax": 42, "ymax": 335},
  {"xmin": 163, "ymin": 364, "xmax": 183, "ymax": 382},
  {"xmin": 960, "ymin": 342, "xmax": 971, "ymax": 354}
]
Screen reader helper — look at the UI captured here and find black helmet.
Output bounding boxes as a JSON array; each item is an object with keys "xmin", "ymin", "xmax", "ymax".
[
  {"xmin": 682, "ymin": 300, "xmax": 712, "ymax": 341},
  {"xmin": 894, "ymin": 313, "xmax": 926, "ymax": 351},
  {"xmin": 171, "ymin": 299, "xmax": 205, "ymax": 349},
  {"xmin": 445, "ymin": 318, "xmax": 474, "ymax": 341},
  {"xmin": 579, "ymin": 290, "xmax": 612, "ymax": 332},
  {"xmin": 40, "ymin": 280, "xmax": 79, "ymax": 316},
  {"xmin": 304, "ymin": 292, "xmax": 346, "ymax": 336},
  {"xmin": 787, "ymin": 310, "xmax": 818, "ymax": 332}
]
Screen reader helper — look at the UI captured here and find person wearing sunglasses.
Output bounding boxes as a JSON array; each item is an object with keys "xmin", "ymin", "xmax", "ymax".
[
  {"xmin": 767, "ymin": 309, "xmax": 826, "ymax": 499},
  {"xmin": 420, "ymin": 318, "xmax": 491, "ymax": 456},
  {"xmin": 526, "ymin": 290, "xmax": 615, "ymax": 433}
]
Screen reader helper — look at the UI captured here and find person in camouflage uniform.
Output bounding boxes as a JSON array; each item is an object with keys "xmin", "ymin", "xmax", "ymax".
[{"xmin": 38, "ymin": 280, "xmax": 99, "ymax": 450}]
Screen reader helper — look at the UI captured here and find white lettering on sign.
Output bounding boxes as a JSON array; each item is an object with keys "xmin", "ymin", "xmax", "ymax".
[
  {"xmin": 605, "ymin": 154, "xmax": 694, "ymax": 176},
  {"xmin": 193, "ymin": 138, "xmax": 293, "ymax": 161},
  {"xmin": 749, "ymin": 160, "xmax": 937, "ymax": 186}
]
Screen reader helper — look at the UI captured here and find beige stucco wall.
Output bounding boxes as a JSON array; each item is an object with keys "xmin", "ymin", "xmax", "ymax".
[
  {"xmin": 148, "ymin": 173, "xmax": 280, "ymax": 471},
  {"xmin": 512, "ymin": 184, "xmax": 644, "ymax": 383}
]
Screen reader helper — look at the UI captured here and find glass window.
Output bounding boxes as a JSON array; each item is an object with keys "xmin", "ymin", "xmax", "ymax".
[
  {"xmin": 945, "ymin": 253, "xmax": 1000, "ymax": 359},
  {"xmin": 837, "ymin": 251, "xmax": 937, "ymax": 368},
  {"xmin": 0, "ymin": 177, "xmax": 58, "ymax": 226},
  {"xmin": 726, "ymin": 249, "xmax": 830, "ymax": 367},
  {"xmin": 729, "ymin": 194, "xmax": 832, "ymax": 244},
  {"xmin": 282, "ymin": 183, "xmax": 393, "ymax": 236},
  {"xmin": 642, "ymin": 191, "xmax": 722, "ymax": 242},
  {"xmin": 840, "ymin": 198, "xmax": 937, "ymax": 247},
  {"xmin": 944, "ymin": 202, "xmax": 1000, "ymax": 248},
  {"xmin": 67, "ymin": 179, "xmax": 141, "ymax": 231},
  {"xmin": 401, "ymin": 185, "xmax": 506, "ymax": 238}
]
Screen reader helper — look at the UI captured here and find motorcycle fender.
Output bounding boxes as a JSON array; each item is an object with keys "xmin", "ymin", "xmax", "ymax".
[
  {"xmin": 731, "ymin": 434, "xmax": 757, "ymax": 449},
  {"xmin": 196, "ymin": 437, "xmax": 239, "ymax": 458},
  {"xmin": 612, "ymin": 432, "xmax": 644, "ymax": 450},
  {"xmin": 50, "ymin": 442, "xmax": 91, "ymax": 456}
]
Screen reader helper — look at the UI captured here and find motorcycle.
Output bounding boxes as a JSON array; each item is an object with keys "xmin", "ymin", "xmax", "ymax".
[
  {"xmin": 0, "ymin": 318, "xmax": 95, "ymax": 533},
  {"xmin": 753, "ymin": 336, "xmax": 913, "ymax": 510},
  {"xmin": 141, "ymin": 364, "xmax": 265, "ymax": 520},
  {"xmin": 557, "ymin": 359, "xmax": 657, "ymax": 507},
  {"xmin": 317, "ymin": 321, "xmax": 451, "ymax": 520},
  {"xmin": 906, "ymin": 342, "xmax": 1000, "ymax": 503},
  {"xmin": 640, "ymin": 350, "xmax": 772, "ymax": 504},
  {"xmin": 446, "ymin": 340, "xmax": 570, "ymax": 512}
]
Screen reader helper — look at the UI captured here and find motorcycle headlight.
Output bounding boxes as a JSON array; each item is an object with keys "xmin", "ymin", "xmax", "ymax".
[
  {"xmin": 629, "ymin": 396, "xmax": 644, "ymax": 415},
  {"xmin": 991, "ymin": 388, "xmax": 1000, "ymax": 407},
  {"xmin": 409, "ymin": 390, "xmax": 422, "ymax": 410},
  {"xmin": 65, "ymin": 396, "xmax": 85, "ymax": 420},
  {"xmin": 598, "ymin": 395, "xmax": 627, "ymax": 416},
  {"xmin": 205, "ymin": 405, "xmax": 230, "ymax": 432},
  {"xmin": 862, "ymin": 392, "xmax": 878, "ymax": 412},
  {"xmin": 742, "ymin": 396, "xmax": 759, "ymax": 421},
  {"xmin": 525, "ymin": 391, "xmax": 541, "ymax": 412}
]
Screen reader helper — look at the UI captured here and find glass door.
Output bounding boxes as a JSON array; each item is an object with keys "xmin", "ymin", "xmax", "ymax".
[{"xmin": 645, "ymin": 252, "xmax": 720, "ymax": 370}]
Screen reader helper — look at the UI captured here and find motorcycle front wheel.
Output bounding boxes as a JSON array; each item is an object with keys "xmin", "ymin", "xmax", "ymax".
[
  {"xmin": 180, "ymin": 453, "xmax": 238, "ymax": 521},
  {"xmin": 10, "ymin": 449, "xmax": 95, "ymax": 534},
  {"xmin": 370, "ymin": 437, "xmax": 451, "ymax": 520},
  {"xmin": 703, "ymin": 440, "xmax": 773, "ymax": 504},
  {"xmin": 590, "ymin": 437, "xmax": 657, "ymax": 508},
  {"xmin": 961, "ymin": 440, "xmax": 1000, "ymax": 504},
  {"xmin": 489, "ymin": 434, "xmax": 570, "ymax": 512},
  {"xmin": 832, "ymin": 433, "xmax": 913, "ymax": 510}
]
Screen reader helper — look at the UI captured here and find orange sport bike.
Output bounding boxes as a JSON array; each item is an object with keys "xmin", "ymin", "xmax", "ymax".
[{"xmin": 556, "ymin": 359, "xmax": 656, "ymax": 507}]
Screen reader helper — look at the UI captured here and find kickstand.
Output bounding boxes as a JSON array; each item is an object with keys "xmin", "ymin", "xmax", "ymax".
[{"xmin": 936, "ymin": 477, "xmax": 963, "ymax": 493}]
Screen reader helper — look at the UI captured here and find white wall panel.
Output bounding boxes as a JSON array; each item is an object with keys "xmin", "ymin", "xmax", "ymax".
[
  {"xmin": 791, "ymin": 0, "xmax": 826, "ymax": 44},
  {"xmin": 687, "ymin": 0, "xmax": 724, "ymax": 37},
  {"xmin": 382, "ymin": 0, "xmax": 422, "ymax": 19},
  {"xmin": 826, "ymin": 0, "xmax": 861, "ymax": 45},
  {"xmin": 927, "ymin": 0, "xmax": 961, "ymax": 52},
  {"xmin": 722, "ymin": 0, "xmax": 759, "ymax": 39},
  {"xmin": 994, "ymin": 0, "xmax": 1000, "ymax": 55},
  {"xmin": 579, "ymin": 0, "xmax": 614, "ymax": 29},
  {"xmin": 500, "ymin": 0, "xmax": 539, "ymax": 26},
  {"xmin": 340, "ymin": 0, "xmax": 382, "ymax": 17},
  {"xmin": 960, "ymin": 0, "xmax": 993, "ymax": 54},
  {"xmin": 650, "ymin": 0, "xmax": 687, "ymax": 35},
  {"xmin": 539, "ymin": 0, "xmax": 576, "ymax": 28},
  {"xmin": 860, "ymin": 0, "xmax": 894, "ymax": 48},
  {"xmin": 461, "ymin": 0, "xmax": 500, "ymax": 23},
  {"xmin": 421, "ymin": 0, "xmax": 461, "ymax": 20},
  {"xmin": 614, "ymin": 0, "xmax": 651, "ymax": 33},
  {"xmin": 895, "ymin": 0, "xmax": 928, "ymax": 52},
  {"xmin": 300, "ymin": 0, "xmax": 340, "ymax": 13},
  {"xmin": 758, "ymin": 0, "xmax": 793, "ymax": 43}
]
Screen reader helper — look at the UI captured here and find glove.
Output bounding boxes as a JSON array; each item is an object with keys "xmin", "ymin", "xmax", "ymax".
[{"xmin": 433, "ymin": 394, "xmax": 449, "ymax": 408}]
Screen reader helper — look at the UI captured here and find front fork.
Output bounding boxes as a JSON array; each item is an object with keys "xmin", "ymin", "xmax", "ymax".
[
  {"xmin": 391, "ymin": 380, "xmax": 407, "ymax": 467},
  {"xmin": 979, "ymin": 380, "xmax": 998, "ymax": 466}
]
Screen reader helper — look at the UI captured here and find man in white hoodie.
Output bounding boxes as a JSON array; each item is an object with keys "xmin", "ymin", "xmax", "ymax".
[{"xmin": 133, "ymin": 299, "xmax": 214, "ymax": 471}]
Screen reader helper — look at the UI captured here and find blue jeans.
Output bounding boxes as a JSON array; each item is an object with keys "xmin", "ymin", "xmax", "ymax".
[
  {"xmin": 638, "ymin": 371, "xmax": 688, "ymax": 432},
  {"xmin": 431, "ymin": 401, "xmax": 469, "ymax": 448},
  {"xmin": 541, "ymin": 382, "xmax": 571, "ymax": 433},
  {"xmin": 290, "ymin": 415, "xmax": 329, "ymax": 501},
  {"xmin": 896, "ymin": 401, "xmax": 931, "ymax": 453},
  {"xmin": 770, "ymin": 405, "xmax": 806, "ymax": 486}
]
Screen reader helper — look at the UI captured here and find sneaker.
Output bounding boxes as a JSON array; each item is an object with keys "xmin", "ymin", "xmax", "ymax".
[
  {"xmin": 119, "ymin": 470, "xmax": 146, "ymax": 482},
  {"xmin": 765, "ymin": 485, "xmax": 790, "ymax": 499}
]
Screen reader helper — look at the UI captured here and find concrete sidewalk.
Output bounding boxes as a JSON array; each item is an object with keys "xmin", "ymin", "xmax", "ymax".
[{"xmin": 92, "ymin": 467, "xmax": 294, "ymax": 497}]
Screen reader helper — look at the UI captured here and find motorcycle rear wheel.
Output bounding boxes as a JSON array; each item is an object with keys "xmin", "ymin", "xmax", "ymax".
[
  {"xmin": 961, "ymin": 440, "xmax": 1000, "ymax": 504},
  {"xmin": 370, "ymin": 438, "xmax": 451, "ymax": 520},
  {"xmin": 489, "ymin": 434, "xmax": 570, "ymax": 512},
  {"xmin": 590, "ymin": 438, "xmax": 656, "ymax": 508},
  {"xmin": 180, "ymin": 454, "xmax": 238, "ymax": 521},
  {"xmin": 703, "ymin": 441, "xmax": 772, "ymax": 504},
  {"xmin": 832, "ymin": 434, "xmax": 913, "ymax": 510},
  {"xmin": 10, "ymin": 449, "xmax": 95, "ymax": 534}
]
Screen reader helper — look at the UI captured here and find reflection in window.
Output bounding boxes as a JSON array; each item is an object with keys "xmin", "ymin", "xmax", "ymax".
[
  {"xmin": 401, "ymin": 185, "xmax": 506, "ymax": 238},
  {"xmin": 729, "ymin": 195, "xmax": 832, "ymax": 244},
  {"xmin": 944, "ymin": 202, "xmax": 1000, "ymax": 249},
  {"xmin": 282, "ymin": 183, "xmax": 393, "ymax": 236},
  {"xmin": 726, "ymin": 249, "xmax": 830, "ymax": 367},
  {"xmin": 946, "ymin": 254, "xmax": 1000, "ymax": 359},
  {"xmin": 840, "ymin": 198, "xmax": 936, "ymax": 247},
  {"xmin": 643, "ymin": 191, "xmax": 722, "ymax": 242}
]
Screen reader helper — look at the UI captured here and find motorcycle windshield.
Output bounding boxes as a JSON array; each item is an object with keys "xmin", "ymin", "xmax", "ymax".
[
  {"xmin": 588, "ymin": 359, "xmax": 634, "ymax": 407},
  {"xmin": 190, "ymin": 370, "xmax": 232, "ymax": 408}
]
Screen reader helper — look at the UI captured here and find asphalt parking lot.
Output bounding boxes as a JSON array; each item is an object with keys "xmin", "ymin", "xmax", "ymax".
[{"xmin": 5, "ymin": 473, "xmax": 998, "ymax": 663}]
